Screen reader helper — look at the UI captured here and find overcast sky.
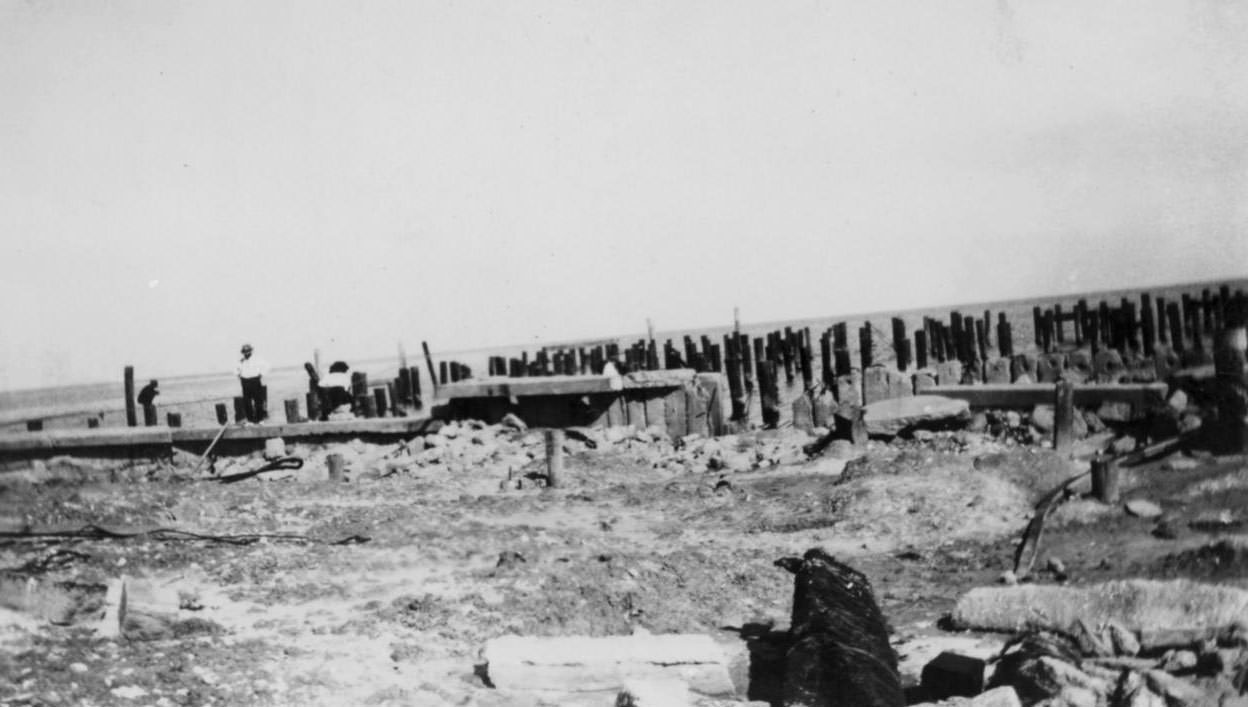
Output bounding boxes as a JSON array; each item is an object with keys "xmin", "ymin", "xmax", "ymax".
[{"xmin": 2, "ymin": 0, "xmax": 1246, "ymax": 390}]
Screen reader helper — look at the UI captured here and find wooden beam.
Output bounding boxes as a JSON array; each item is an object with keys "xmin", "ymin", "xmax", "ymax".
[
  {"xmin": 439, "ymin": 370, "xmax": 696, "ymax": 400},
  {"xmin": 923, "ymin": 382, "xmax": 1166, "ymax": 409},
  {"xmin": 0, "ymin": 428, "xmax": 172, "ymax": 452}
]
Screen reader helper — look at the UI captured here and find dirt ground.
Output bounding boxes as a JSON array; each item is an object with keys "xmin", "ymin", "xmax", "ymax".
[{"xmin": 1, "ymin": 424, "xmax": 1246, "ymax": 706}]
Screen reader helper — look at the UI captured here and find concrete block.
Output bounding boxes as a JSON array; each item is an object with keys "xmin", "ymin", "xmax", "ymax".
[{"xmin": 921, "ymin": 651, "xmax": 986, "ymax": 700}]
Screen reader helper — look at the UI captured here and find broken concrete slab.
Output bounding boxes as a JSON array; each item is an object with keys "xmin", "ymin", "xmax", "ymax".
[
  {"xmin": 950, "ymin": 580, "xmax": 1248, "ymax": 638},
  {"xmin": 863, "ymin": 395, "xmax": 971, "ymax": 436},
  {"xmin": 483, "ymin": 633, "xmax": 736, "ymax": 697}
]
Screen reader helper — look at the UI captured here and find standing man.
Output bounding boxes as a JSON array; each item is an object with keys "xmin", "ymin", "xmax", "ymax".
[{"xmin": 236, "ymin": 343, "xmax": 271, "ymax": 424}]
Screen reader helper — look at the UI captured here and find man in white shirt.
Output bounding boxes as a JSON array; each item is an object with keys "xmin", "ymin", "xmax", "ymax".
[
  {"xmin": 319, "ymin": 361, "xmax": 355, "ymax": 419},
  {"xmin": 235, "ymin": 343, "xmax": 271, "ymax": 423}
]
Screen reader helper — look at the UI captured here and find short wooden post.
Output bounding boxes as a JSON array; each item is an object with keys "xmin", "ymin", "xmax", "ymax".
[
  {"xmin": 124, "ymin": 366, "xmax": 137, "ymax": 427},
  {"xmin": 215, "ymin": 403, "xmax": 229, "ymax": 425},
  {"xmin": 799, "ymin": 333, "xmax": 813, "ymax": 388},
  {"xmin": 1156, "ymin": 296, "xmax": 1168, "ymax": 343},
  {"xmin": 284, "ymin": 399, "xmax": 300, "ymax": 423},
  {"xmin": 26, "ymin": 420, "xmax": 42, "ymax": 432},
  {"xmin": 306, "ymin": 391, "xmax": 321, "ymax": 422},
  {"xmin": 545, "ymin": 429, "xmax": 564, "ymax": 488},
  {"xmin": 232, "ymin": 396, "xmax": 247, "ymax": 423},
  {"xmin": 1053, "ymin": 380, "xmax": 1075, "ymax": 457},
  {"xmin": 1091, "ymin": 456, "xmax": 1120, "ymax": 504},
  {"xmin": 327, "ymin": 453, "xmax": 344, "ymax": 482},
  {"xmin": 142, "ymin": 404, "xmax": 158, "ymax": 427},
  {"xmin": 166, "ymin": 412, "xmax": 182, "ymax": 428},
  {"xmin": 724, "ymin": 336, "xmax": 746, "ymax": 422},
  {"xmin": 87, "ymin": 417, "xmax": 100, "ymax": 429},
  {"xmin": 409, "ymin": 366, "xmax": 423, "ymax": 408}
]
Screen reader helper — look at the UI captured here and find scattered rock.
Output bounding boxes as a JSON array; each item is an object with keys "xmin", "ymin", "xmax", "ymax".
[{"xmin": 1124, "ymin": 499, "xmax": 1164, "ymax": 519}]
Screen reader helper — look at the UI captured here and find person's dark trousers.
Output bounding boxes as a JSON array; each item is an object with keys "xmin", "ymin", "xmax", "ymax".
[{"xmin": 240, "ymin": 377, "xmax": 265, "ymax": 423}]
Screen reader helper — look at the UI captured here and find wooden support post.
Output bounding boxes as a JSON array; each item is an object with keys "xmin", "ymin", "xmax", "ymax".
[
  {"xmin": 998, "ymin": 314, "xmax": 1013, "ymax": 357},
  {"xmin": 327, "ymin": 453, "xmax": 344, "ymax": 482},
  {"xmin": 232, "ymin": 396, "xmax": 247, "ymax": 423},
  {"xmin": 26, "ymin": 420, "xmax": 42, "ymax": 432},
  {"xmin": 386, "ymin": 381, "xmax": 399, "ymax": 415},
  {"xmin": 166, "ymin": 412, "xmax": 182, "ymax": 428},
  {"xmin": 724, "ymin": 336, "xmax": 745, "ymax": 421},
  {"xmin": 820, "ymin": 331, "xmax": 834, "ymax": 386},
  {"xmin": 1099, "ymin": 301, "xmax": 1112, "ymax": 347},
  {"xmin": 759, "ymin": 360, "xmax": 780, "ymax": 428},
  {"xmin": 215, "ymin": 403, "xmax": 229, "ymax": 425},
  {"xmin": 799, "ymin": 334, "xmax": 813, "ymax": 388},
  {"xmin": 1091, "ymin": 456, "xmax": 1120, "ymax": 504},
  {"xmin": 914, "ymin": 329, "xmax": 928, "ymax": 370},
  {"xmin": 1140, "ymin": 293, "xmax": 1155, "ymax": 356},
  {"xmin": 974, "ymin": 317, "xmax": 988, "ymax": 363},
  {"xmin": 1191, "ymin": 304, "xmax": 1205, "ymax": 354},
  {"xmin": 1041, "ymin": 310, "xmax": 1055, "ymax": 353},
  {"xmin": 142, "ymin": 404, "xmax": 158, "ymax": 427},
  {"xmin": 1202, "ymin": 288, "xmax": 1214, "ymax": 332},
  {"xmin": 781, "ymin": 328, "xmax": 796, "ymax": 384},
  {"xmin": 358, "ymin": 394, "xmax": 376, "ymax": 418},
  {"xmin": 421, "ymin": 341, "xmax": 438, "ymax": 399},
  {"xmin": 1168, "ymin": 301, "xmax": 1185, "ymax": 352},
  {"xmin": 859, "ymin": 324, "xmax": 873, "ymax": 369},
  {"xmin": 1124, "ymin": 298, "xmax": 1139, "ymax": 352},
  {"xmin": 373, "ymin": 387, "xmax": 388, "ymax": 418},
  {"xmin": 983, "ymin": 309, "xmax": 992, "ymax": 349},
  {"xmin": 284, "ymin": 399, "xmax": 300, "ymax": 423},
  {"xmin": 1032, "ymin": 307, "xmax": 1043, "ymax": 349},
  {"xmin": 124, "ymin": 366, "xmax": 137, "ymax": 428},
  {"xmin": 439, "ymin": 360, "xmax": 449, "ymax": 385},
  {"xmin": 1054, "ymin": 304, "xmax": 1065, "ymax": 343},
  {"xmin": 545, "ymin": 429, "xmax": 564, "ymax": 488},
  {"xmin": 891, "ymin": 317, "xmax": 908, "ymax": 371},
  {"xmin": 87, "ymin": 417, "xmax": 100, "ymax": 429},
  {"xmin": 1053, "ymin": 380, "xmax": 1075, "ymax": 457},
  {"xmin": 306, "ymin": 392, "xmax": 321, "ymax": 422},
  {"xmin": 1156, "ymin": 296, "xmax": 1168, "ymax": 343}
]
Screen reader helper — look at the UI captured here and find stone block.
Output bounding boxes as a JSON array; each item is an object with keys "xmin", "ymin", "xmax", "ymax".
[
  {"xmin": 1036, "ymin": 353, "xmax": 1065, "ymax": 383},
  {"xmin": 862, "ymin": 365, "xmax": 890, "ymax": 405},
  {"xmin": 1094, "ymin": 350, "xmax": 1126, "ymax": 383},
  {"xmin": 921, "ymin": 651, "xmax": 986, "ymax": 700},
  {"xmin": 935, "ymin": 360, "xmax": 963, "ymax": 386},
  {"xmin": 984, "ymin": 357, "xmax": 1011, "ymax": 384},
  {"xmin": 1011, "ymin": 353, "xmax": 1037, "ymax": 383},
  {"xmin": 835, "ymin": 371, "xmax": 862, "ymax": 407}
]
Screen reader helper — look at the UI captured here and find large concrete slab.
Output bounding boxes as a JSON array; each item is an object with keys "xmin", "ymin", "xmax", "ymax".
[
  {"xmin": 922, "ymin": 383, "xmax": 1166, "ymax": 409},
  {"xmin": 439, "ymin": 370, "xmax": 696, "ymax": 400}
]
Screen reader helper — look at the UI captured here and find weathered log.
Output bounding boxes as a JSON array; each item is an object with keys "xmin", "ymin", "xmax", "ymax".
[{"xmin": 776, "ymin": 548, "xmax": 904, "ymax": 707}]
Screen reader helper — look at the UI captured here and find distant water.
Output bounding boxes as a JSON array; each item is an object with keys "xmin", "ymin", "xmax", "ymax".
[{"xmin": 2, "ymin": 277, "xmax": 1244, "ymax": 432}]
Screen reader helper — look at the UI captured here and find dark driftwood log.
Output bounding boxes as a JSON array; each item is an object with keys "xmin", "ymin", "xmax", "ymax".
[{"xmin": 776, "ymin": 549, "xmax": 904, "ymax": 707}]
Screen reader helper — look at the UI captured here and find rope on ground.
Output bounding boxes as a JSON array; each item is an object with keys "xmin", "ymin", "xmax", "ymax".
[
  {"xmin": 214, "ymin": 456, "xmax": 304, "ymax": 484},
  {"xmin": 1011, "ymin": 470, "xmax": 1090, "ymax": 579}
]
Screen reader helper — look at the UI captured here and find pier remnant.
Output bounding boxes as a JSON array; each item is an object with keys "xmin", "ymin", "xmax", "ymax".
[{"xmin": 124, "ymin": 366, "xmax": 137, "ymax": 428}]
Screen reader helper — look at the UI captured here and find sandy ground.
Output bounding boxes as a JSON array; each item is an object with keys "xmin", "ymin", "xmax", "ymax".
[{"xmin": 1, "ymin": 424, "xmax": 1246, "ymax": 706}]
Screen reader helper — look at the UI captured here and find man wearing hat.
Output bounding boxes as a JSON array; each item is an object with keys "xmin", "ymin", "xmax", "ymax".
[{"xmin": 235, "ymin": 343, "xmax": 271, "ymax": 424}]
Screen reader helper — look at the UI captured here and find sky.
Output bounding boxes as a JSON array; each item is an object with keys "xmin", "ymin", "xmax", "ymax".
[{"xmin": 1, "ymin": 0, "xmax": 1246, "ymax": 391}]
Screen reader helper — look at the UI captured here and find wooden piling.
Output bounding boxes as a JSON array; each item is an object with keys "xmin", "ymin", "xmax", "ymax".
[
  {"xmin": 306, "ymin": 392, "xmax": 321, "ymax": 422},
  {"xmin": 914, "ymin": 329, "xmax": 928, "ymax": 370},
  {"xmin": 820, "ymin": 331, "xmax": 834, "ymax": 386},
  {"xmin": 997, "ymin": 313, "xmax": 1013, "ymax": 357},
  {"xmin": 1091, "ymin": 456, "xmax": 1120, "ymax": 504},
  {"xmin": 142, "ymin": 404, "xmax": 158, "ymax": 427},
  {"xmin": 1140, "ymin": 293, "xmax": 1155, "ymax": 356},
  {"xmin": 799, "ymin": 334, "xmax": 813, "ymax": 388},
  {"xmin": 1053, "ymin": 380, "xmax": 1075, "ymax": 457},
  {"xmin": 87, "ymin": 417, "xmax": 100, "ymax": 429},
  {"xmin": 373, "ymin": 388, "xmax": 388, "ymax": 418},
  {"xmin": 166, "ymin": 412, "xmax": 182, "ymax": 428},
  {"xmin": 974, "ymin": 317, "xmax": 988, "ymax": 363},
  {"xmin": 327, "ymin": 453, "xmax": 344, "ymax": 482},
  {"xmin": 545, "ymin": 429, "xmax": 564, "ymax": 488},
  {"xmin": 284, "ymin": 399, "xmax": 300, "ymax": 423},
  {"xmin": 421, "ymin": 341, "xmax": 438, "ymax": 398},
  {"xmin": 891, "ymin": 318, "xmax": 908, "ymax": 371},
  {"xmin": 1168, "ymin": 301, "xmax": 1185, "ymax": 352},
  {"xmin": 859, "ymin": 324, "xmax": 873, "ymax": 369},
  {"xmin": 439, "ymin": 361, "xmax": 449, "ymax": 385},
  {"xmin": 359, "ymin": 394, "xmax": 376, "ymax": 419},
  {"xmin": 1156, "ymin": 296, "xmax": 1168, "ymax": 343},
  {"xmin": 724, "ymin": 336, "xmax": 746, "ymax": 422},
  {"xmin": 124, "ymin": 366, "xmax": 137, "ymax": 428},
  {"xmin": 26, "ymin": 420, "xmax": 42, "ymax": 432},
  {"xmin": 233, "ymin": 396, "xmax": 247, "ymax": 424},
  {"xmin": 1054, "ymin": 304, "xmax": 1065, "ymax": 344},
  {"xmin": 216, "ymin": 403, "xmax": 229, "ymax": 425},
  {"xmin": 1031, "ymin": 307, "xmax": 1043, "ymax": 349},
  {"xmin": 759, "ymin": 360, "xmax": 781, "ymax": 428}
]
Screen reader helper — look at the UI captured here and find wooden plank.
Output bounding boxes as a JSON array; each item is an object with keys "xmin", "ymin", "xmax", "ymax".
[
  {"xmin": 625, "ymin": 395, "xmax": 647, "ymax": 428},
  {"xmin": 169, "ymin": 416, "xmax": 438, "ymax": 442},
  {"xmin": 924, "ymin": 383, "xmax": 1166, "ymax": 409},
  {"xmin": 643, "ymin": 392, "xmax": 665, "ymax": 432},
  {"xmin": 664, "ymin": 387, "xmax": 688, "ymax": 438},
  {"xmin": 0, "ymin": 428, "xmax": 173, "ymax": 452},
  {"xmin": 439, "ymin": 370, "xmax": 696, "ymax": 400}
]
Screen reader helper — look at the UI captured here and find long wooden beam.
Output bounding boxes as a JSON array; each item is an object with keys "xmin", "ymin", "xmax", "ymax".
[
  {"xmin": 0, "ymin": 416, "xmax": 438, "ymax": 453},
  {"xmin": 439, "ymin": 370, "xmax": 696, "ymax": 400},
  {"xmin": 924, "ymin": 382, "xmax": 1167, "ymax": 408}
]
